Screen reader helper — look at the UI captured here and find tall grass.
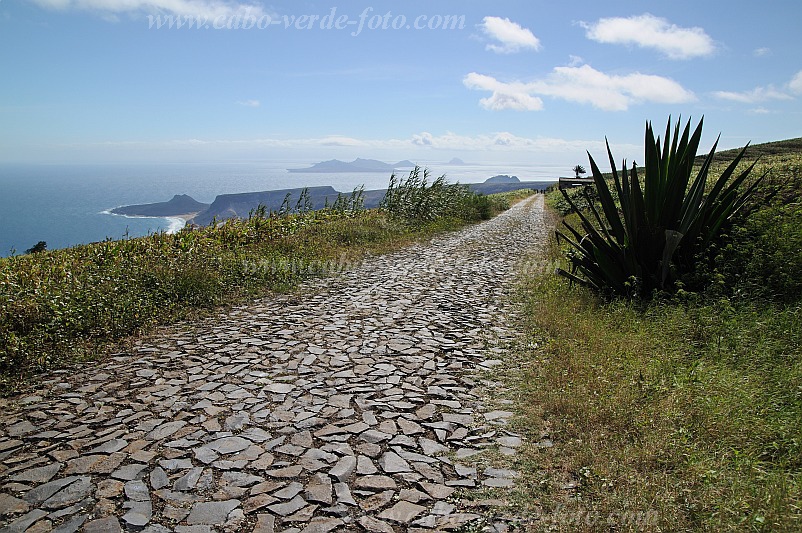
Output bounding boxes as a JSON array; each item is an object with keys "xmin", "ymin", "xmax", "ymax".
[
  {"xmin": 381, "ymin": 166, "xmax": 505, "ymax": 223},
  {"xmin": 514, "ymin": 270, "xmax": 801, "ymax": 531}
]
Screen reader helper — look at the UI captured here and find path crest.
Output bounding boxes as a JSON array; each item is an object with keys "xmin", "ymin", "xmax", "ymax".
[{"xmin": 0, "ymin": 195, "xmax": 547, "ymax": 533}]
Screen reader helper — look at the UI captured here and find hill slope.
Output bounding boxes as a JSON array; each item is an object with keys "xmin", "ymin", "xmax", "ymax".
[{"xmin": 697, "ymin": 137, "xmax": 802, "ymax": 164}]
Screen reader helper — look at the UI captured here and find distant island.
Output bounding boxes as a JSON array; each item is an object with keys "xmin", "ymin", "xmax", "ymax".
[
  {"xmin": 448, "ymin": 158, "xmax": 467, "ymax": 165},
  {"xmin": 288, "ymin": 158, "xmax": 416, "ymax": 173},
  {"xmin": 109, "ymin": 175, "xmax": 556, "ymax": 228}
]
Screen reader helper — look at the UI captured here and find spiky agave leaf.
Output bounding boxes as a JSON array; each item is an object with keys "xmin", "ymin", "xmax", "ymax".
[{"xmin": 555, "ymin": 117, "xmax": 766, "ymax": 298}]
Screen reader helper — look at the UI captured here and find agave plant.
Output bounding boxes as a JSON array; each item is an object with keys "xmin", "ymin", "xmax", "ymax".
[{"xmin": 556, "ymin": 117, "xmax": 765, "ymax": 298}]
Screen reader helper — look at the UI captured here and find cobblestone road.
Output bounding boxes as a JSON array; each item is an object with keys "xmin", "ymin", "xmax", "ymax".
[{"xmin": 0, "ymin": 195, "xmax": 547, "ymax": 533}]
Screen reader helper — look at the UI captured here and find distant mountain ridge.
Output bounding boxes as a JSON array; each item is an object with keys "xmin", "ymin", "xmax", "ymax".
[{"xmin": 288, "ymin": 158, "xmax": 416, "ymax": 173}]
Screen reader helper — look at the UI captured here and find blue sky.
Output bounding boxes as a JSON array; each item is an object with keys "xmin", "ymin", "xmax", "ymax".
[{"xmin": 1, "ymin": 0, "xmax": 801, "ymax": 168}]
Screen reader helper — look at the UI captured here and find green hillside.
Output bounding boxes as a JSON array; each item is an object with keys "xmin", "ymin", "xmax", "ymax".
[{"xmin": 699, "ymin": 136, "xmax": 802, "ymax": 163}]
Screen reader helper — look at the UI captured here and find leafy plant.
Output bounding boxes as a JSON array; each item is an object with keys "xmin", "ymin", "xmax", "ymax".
[
  {"xmin": 327, "ymin": 186, "xmax": 365, "ymax": 216},
  {"xmin": 572, "ymin": 164, "xmax": 586, "ymax": 178},
  {"xmin": 380, "ymin": 166, "xmax": 500, "ymax": 224},
  {"xmin": 25, "ymin": 241, "xmax": 47, "ymax": 254},
  {"xmin": 556, "ymin": 117, "xmax": 766, "ymax": 298},
  {"xmin": 720, "ymin": 183, "xmax": 802, "ymax": 302}
]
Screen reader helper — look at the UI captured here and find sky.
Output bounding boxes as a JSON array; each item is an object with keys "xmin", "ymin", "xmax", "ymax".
[{"xmin": 1, "ymin": 0, "xmax": 801, "ymax": 168}]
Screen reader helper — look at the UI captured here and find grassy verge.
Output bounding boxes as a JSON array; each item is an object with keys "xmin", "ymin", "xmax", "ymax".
[
  {"xmin": 0, "ymin": 188, "xmax": 530, "ymax": 395},
  {"xmin": 507, "ymin": 193, "xmax": 801, "ymax": 530}
]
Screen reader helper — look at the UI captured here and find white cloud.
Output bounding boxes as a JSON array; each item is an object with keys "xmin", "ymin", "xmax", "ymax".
[
  {"xmin": 318, "ymin": 136, "xmax": 366, "ymax": 147},
  {"xmin": 753, "ymin": 47, "xmax": 771, "ymax": 57},
  {"xmin": 789, "ymin": 70, "xmax": 802, "ymax": 94},
  {"xmin": 567, "ymin": 55, "xmax": 584, "ymax": 67},
  {"xmin": 713, "ymin": 86, "xmax": 792, "ymax": 103},
  {"xmin": 582, "ymin": 13, "xmax": 715, "ymax": 59},
  {"xmin": 463, "ymin": 73, "xmax": 544, "ymax": 111},
  {"xmin": 12, "ymin": 130, "xmax": 648, "ymax": 165},
  {"xmin": 464, "ymin": 64, "xmax": 695, "ymax": 112},
  {"xmin": 412, "ymin": 132, "xmax": 434, "ymax": 146},
  {"xmin": 410, "ymin": 131, "xmax": 540, "ymax": 150},
  {"xmin": 714, "ymin": 71, "xmax": 802, "ymax": 104},
  {"xmin": 402, "ymin": 131, "xmax": 632, "ymax": 157},
  {"xmin": 31, "ymin": 0, "xmax": 271, "ymax": 21},
  {"xmin": 237, "ymin": 99, "xmax": 260, "ymax": 107},
  {"xmin": 479, "ymin": 16, "xmax": 541, "ymax": 54},
  {"xmin": 76, "ymin": 131, "xmax": 621, "ymax": 155}
]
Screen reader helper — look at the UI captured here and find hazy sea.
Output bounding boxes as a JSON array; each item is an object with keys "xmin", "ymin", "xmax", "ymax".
[{"xmin": 0, "ymin": 161, "xmax": 560, "ymax": 257}]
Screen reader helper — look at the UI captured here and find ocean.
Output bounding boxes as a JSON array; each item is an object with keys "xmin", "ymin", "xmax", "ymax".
[{"xmin": 0, "ymin": 161, "xmax": 560, "ymax": 257}]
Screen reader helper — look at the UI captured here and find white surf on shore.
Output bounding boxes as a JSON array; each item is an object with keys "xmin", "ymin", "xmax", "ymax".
[{"xmin": 101, "ymin": 209, "xmax": 187, "ymax": 235}]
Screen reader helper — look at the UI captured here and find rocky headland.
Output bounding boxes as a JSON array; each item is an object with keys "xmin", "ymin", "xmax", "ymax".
[{"xmin": 111, "ymin": 195, "xmax": 210, "ymax": 219}]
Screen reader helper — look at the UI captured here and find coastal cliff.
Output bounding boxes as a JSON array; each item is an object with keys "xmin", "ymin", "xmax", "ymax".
[{"xmin": 190, "ymin": 186, "xmax": 388, "ymax": 226}]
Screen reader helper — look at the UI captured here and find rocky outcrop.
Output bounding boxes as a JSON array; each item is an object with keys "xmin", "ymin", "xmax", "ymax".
[{"xmin": 111, "ymin": 194, "xmax": 210, "ymax": 217}]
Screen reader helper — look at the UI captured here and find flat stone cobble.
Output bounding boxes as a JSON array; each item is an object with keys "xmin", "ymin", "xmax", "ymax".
[{"xmin": 0, "ymin": 196, "xmax": 547, "ymax": 532}]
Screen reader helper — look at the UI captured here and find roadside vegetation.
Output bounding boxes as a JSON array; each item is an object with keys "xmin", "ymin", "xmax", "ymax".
[
  {"xmin": 381, "ymin": 166, "xmax": 515, "ymax": 223},
  {"xmin": 0, "ymin": 169, "xmax": 529, "ymax": 394},
  {"xmin": 511, "ymin": 119, "xmax": 801, "ymax": 531}
]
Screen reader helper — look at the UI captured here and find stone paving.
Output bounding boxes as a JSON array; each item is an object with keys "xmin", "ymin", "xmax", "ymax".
[{"xmin": 0, "ymin": 195, "xmax": 547, "ymax": 533}]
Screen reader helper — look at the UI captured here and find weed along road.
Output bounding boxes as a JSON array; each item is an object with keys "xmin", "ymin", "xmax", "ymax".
[{"xmin": 0, "ymin": 195, "xmax": 548, "ymax": 532}]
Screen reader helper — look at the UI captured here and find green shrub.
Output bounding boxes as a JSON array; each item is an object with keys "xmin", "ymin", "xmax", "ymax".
[
  {"xmin": 458, "ymin": 193, "xmax": 492, "ymax": 220},
  {"xmin": 380, "ymin": 166, "xmax": 494, "ymax": 223},
  {"xmin": 721, "ymin": 200, "xmax": 802, "ymax": 303},
  {"xmin": 547, "ymin": 184, "xmax": 606, "ymax": 216},
  {"xmin": 556, "ymin": 117, "xmax": 766, "ymax": 299}
]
